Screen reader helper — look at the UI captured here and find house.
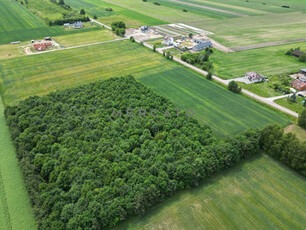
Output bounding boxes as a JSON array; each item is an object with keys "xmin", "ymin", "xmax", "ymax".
[
  {"xmin": 293, "ymin": 50, "xmax": 306, "ymax": 57},
  {"xmin": 10, "ymin": 41, "xmax": 21, "ymax": 45},
  {"xmin": 33, "ymin": 42, "xmax": 52, "ymax": 51},
  {"xmin": 64, "ymin": 23, "xmax": 70, "ymax": 27},
  {"xmin": 141, "ymin": 26, "xmax": 150, "ymax": 33},
  {"xmin": 300, "ymin": 68, "xmax": 306, "ymax": 75},
  {"xmin": 44, "ymin": 37, "xmax": 51, "ymax": 41},
  {"xmin": 245, "ymin": 72, "xmax": 265, "ymax": 83},
  {"xmin": 192, "ymin": 39, "xmax": 212, "ymax": 51},
  {"xmin": 72, "ymin": 21, "xmax": 83, "ymax": 29},
  {"xmin": 292, "ymin": 77, "xmax": 306, "ymax": 91},
  {"xmin": 163, "ymin": 35, "xmax": 175, "ymax": 46}
]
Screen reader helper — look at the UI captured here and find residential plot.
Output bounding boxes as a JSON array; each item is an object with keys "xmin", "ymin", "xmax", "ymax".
[
  {"xmin": 114, "ymin": 154, "xmax": 306, "ymax": 230},
  {"xmin": 211, "ymin": 42, "xmax": 306, "ymax": 80},
  {"xmin": 0, "ymin": 40, "xmax": 289, "ymax": 137}
]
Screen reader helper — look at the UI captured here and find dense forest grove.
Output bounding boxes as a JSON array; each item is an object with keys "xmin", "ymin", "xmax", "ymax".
[{"xmin": 4, "ymin": 76, "xmax": 304, "ymax": 229}]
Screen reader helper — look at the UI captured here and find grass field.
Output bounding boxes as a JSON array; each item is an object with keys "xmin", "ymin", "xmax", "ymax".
[
  {"xmin": 53, "ymin": 28, "xmax": 118, "ymax": 47},
  {"xmin": 0, "ymin": 40, "xmax": 290, "ymax": 137},
  {"xmin": 0, "ymin": 101, "xmax": 37, "ymax": 230},
  {"xmin": 285, "ymin": 124, "xmax": 306, "ymax": 142},
  {"xmin": 114, "ymin": 154, "xmax": 306, "ymax": 230},
  {"xmin": 275, "ymin": 97, "xmax": 305, "ymax": 114},
  {"xmin": 190, "ymin": 12, "xmax": 306, "ymax": 47},
  {"xmin": 211, "ymin": 42, "xmax": 306, "ymax": 80},
  {"xmin": 187, "ymin": 0, "xmax": 306, "ymax": 14},
  {"xmin": 68, "ymin": 0, "xmax": 168, "ymax": 27}
]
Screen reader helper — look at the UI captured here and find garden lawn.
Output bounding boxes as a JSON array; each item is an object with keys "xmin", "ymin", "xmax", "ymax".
[
  {"xmin": 211, "ymin": 42, "xmax": 306, "ymax": 80},
  {"xmin": 114, "ymin": 154, "xmax": 306, "ymax": 230},
  {"xmin": 0, "ymin": 40, "xmax": 290, "ymax": 137},
  {"xmin": 0, "ymin": 101, "xmax": 37, "ymax": 230},
  {"xmin": 275, "ymin": 97, "xmax": 305, "ymax": 114}
]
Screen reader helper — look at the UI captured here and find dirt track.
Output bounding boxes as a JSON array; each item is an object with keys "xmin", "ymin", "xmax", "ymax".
[{"xmin": 231, "ymin": 37, "xmax": 306, "ymax": 51}]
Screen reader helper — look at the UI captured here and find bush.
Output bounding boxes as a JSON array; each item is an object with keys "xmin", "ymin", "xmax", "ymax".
[
  {"xmin": 228, "ymin": 81, "xmax": 242, "ymax": 93},
  {"xmin": 299, "ymin": 55, "xmax": 306, "ymax": 63},
  {"xmin": 183, "ymin": 9, "xmax": 188, "ymax": 12},
  {"xmin": 105, "ymin": 7, "xmax": 113, "ymax": 11},
  {"xmin": 154, "ymin": 2, "xmax": 160, "ymax": 5},
  {"xmin": 298, "ymin": 109, "xmax": 306, "ymax": 129},
  {"xmin": 130, "ymin": 36, "xmax": 135, "ymax": 42},
  {"xmin": 80, "ymin": 9, "xmax": 85, "ymax": 15},
  {"xmin": 93, "ymin": 15, "xmax": 97, "ymax": 19}
]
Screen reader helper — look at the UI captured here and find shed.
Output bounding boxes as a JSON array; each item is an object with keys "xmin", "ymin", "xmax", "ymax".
[{"xmin": 300, "ymin": 68, "xmax": 306, "ymax": 75}]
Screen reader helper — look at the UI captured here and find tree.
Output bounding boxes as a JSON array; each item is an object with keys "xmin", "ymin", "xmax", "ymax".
[
  {"xmin": 59, "ymin": 0, "xmax": 65, "ymax": 5},
  {"xmin": 189, "ymin": 33, "xmax": 193, "ymax": 38},
  {"xmin": 206, "ymin": 71, "xmax": 212, "ymax": 80},
  {"xmin": 298, "ymin": 109, "xmax": 306, "ymax": 129},
  {"xmin": 130, "ymin": 36, "xmax": 135, "ymax": 42},
  {"xmin": 153, "ymin": 44, "xmax": 156, "ymax": 52},
  {"xmin": 166, "ymin": 51, "xmax": 170, "ymax": 59},
  {"xmin": 80, "ymin": 9, "xmax": 86, "ymax": 15},
  {"xmin": 228, "ymin": 81, "xmax": 241, "ymax": 93},
  {"xmin": 93, "ymin": 15, "xmax": 97, "ymax": 19}
]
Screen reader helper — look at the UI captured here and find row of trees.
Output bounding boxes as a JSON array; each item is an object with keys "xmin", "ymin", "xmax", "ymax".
[
  {"xmin": 181, "ymin": 48, "xmax": 214, "ymax": 71},
  {"xmin": 5, "ymin": 76, "xmax": 263, "ymax": 229},
  {"xmin": 260, "ymin": 125, "xmax": 306, "ymax": 176}
]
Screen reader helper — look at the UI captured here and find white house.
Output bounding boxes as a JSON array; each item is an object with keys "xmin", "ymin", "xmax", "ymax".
[{"xmin": 245, "ymin": 72, "xmax": 266, "ymax": 83}]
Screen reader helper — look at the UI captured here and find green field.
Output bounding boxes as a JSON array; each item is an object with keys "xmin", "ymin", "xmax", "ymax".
[
  {"xmin": 53, "ymin": 27, "xmax": 118, "ymax": 47},
  {"xmin": 285, "ymin": 124, "xmax": 306, "ymax": 142},
  {"xmin": 186, "ymin": 0, "xmax": 306, "ymax": 14},
  {"xmin": 0, "ymin": 101, "xmax": 37, "ymax": 230},
  {"xmin": 0, "ymin": 40, "xmax": 290, "ymax": 137},
  {"xmin": 211, "ymin": 42, "xmax": 306, "ymax": 80},
  {"xmin": 114, "ymin": 154, "xmax": 306, "ymax": 230},
  {"xmin": 190, "ymin": 12, "xmax": 306, "ymax": 47},
  {"xmin": 275, "ymin": 97, "xmax": 305, "ymax": 114}
]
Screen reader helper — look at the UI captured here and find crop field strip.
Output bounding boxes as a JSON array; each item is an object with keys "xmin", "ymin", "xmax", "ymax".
[
  {"xmin": 114, "ymin": 155, "xmax": 306, "ymax": 230},
  {"xmin": 211, "ymin": 42, "xmax": 306, "ymax": 80},
  {"xmin": 0, "ymin": 40, "xmax": 290, "ymax": 137},
  {"xmin": 0, "ymin": 102, "xmax": 37, "ymax": 230},
  {"xmin": 190, "ymin": 12, "xmax": 306, "ymax": 47}
]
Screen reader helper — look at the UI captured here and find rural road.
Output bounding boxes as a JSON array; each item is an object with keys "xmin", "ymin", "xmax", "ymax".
[
  {"xmin": 167, "ymin": 0, "xmax": 249, "ymax": 17},
  {"xmin": 90, "ymin": 18, "xmax": 111, "ymax": 30}
]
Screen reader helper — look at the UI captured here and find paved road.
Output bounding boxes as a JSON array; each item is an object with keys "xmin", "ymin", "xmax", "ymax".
[
  {"xmin": 144, "ymin": 41, "xmax": 298, "ymax": 118},
  {"xmin": 231, "ymin": 37, "xmax": 306, "ymax": 51},
  {"xmin": 168, "ymin": 0, "xmax": 248, "ymax": 17}
]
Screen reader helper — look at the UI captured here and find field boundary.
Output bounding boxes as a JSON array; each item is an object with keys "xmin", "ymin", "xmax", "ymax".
[{"xmin": 0, "ymin": 170, "xmax": 12, "ymax": 230}]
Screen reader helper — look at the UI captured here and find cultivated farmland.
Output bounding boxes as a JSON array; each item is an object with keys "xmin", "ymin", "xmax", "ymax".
[
  {"xmin": 0, "ymin": 102, "xmax": 37, "ymax": 230},
  {"xmin": 0, "ymin": 40, "xmax": 290, "ymax": 137},
  {"xmin": 114, "ymin": 154, "xmax": 306, "ymax": 230},
  {"xmin": 211, "ymin": 42, "xmax": 306, "ymax": 80}
]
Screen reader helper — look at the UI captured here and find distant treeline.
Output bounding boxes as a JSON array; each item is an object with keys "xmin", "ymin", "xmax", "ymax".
[
  {"xmin": 46, "ymin": 16, "xmax": 90, "ymax": 26},
  {"xmin": 5, "ymin": 76, "xmax": 305, "ymax": 229}
]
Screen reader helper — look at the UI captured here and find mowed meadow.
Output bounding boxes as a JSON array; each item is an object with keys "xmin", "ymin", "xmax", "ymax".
[
  {"xmin": 114, "ymin": 155, "xmax": 306, "ymax": 230},
  {"xmin": 0, "ymin": 40, "xmax": 290, "ymax": 137}
]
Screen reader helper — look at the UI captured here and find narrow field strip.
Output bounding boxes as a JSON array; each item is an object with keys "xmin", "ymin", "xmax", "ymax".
[{"xmin": 0, "ymin": 101, "xmax": 37, "ymax": 230}]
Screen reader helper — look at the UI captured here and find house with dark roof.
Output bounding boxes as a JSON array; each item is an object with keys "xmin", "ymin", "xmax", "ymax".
[
  {"xmin": 72, "ymin": 21, "xmax": 83, "ymax": 29},
  {"xmin": 300, "ymin": 68, "xmax": 306, "ymax": 75},
  {"xmin": 293, "ymin": 50, "xmax": 306, "ymax": 57},
  {"xmin": 245, "ymin": 72, "xmax": 265, "ymax": 83},
  {"xmin": 192, "ymin": 39, "xmax": 212, "ymax": 51}
]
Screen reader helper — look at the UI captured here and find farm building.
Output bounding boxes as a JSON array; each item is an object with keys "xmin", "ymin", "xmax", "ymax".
[
  {"xmin": 10, "ymin": 41, "xmax": 21, "ymax": 45},
  {"xmin": 293, "ymin": 50, "xmax": 306, "ymax": 57},
  {"xmin": 300, "ymin": 68, "xmax": 306, "ymax": 75},
  {"xmin": 292, "ymin": 77, "xmax": 306, "ymax": 91},
  {"xmin": 192, "ymin": 39, "xmax": 212, "ymax": 51},
  {"xmin": 72, "ymin": 21, "xmax": 83, "ymax": 29},
  {"xmin": 245, "ymin": 72, "xmax": 266, "ymax": 83},
  {"xmin": 141, "ymin": 26, "xmax": 150, "ymax": 33},
  {"xmin": 163, "ymin": 35, "xmax": 175, "ymax": 46},
  {"xmin": 33, "ymin": 42, "xmax": 52, "ymax": 51},
  {"xmin": 64, "ymin": 23, "xmax": 70, "ymax": 27},
  {"xmin": 45, "ymin": 37, "xmax": 51, "ymax": 41}
]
